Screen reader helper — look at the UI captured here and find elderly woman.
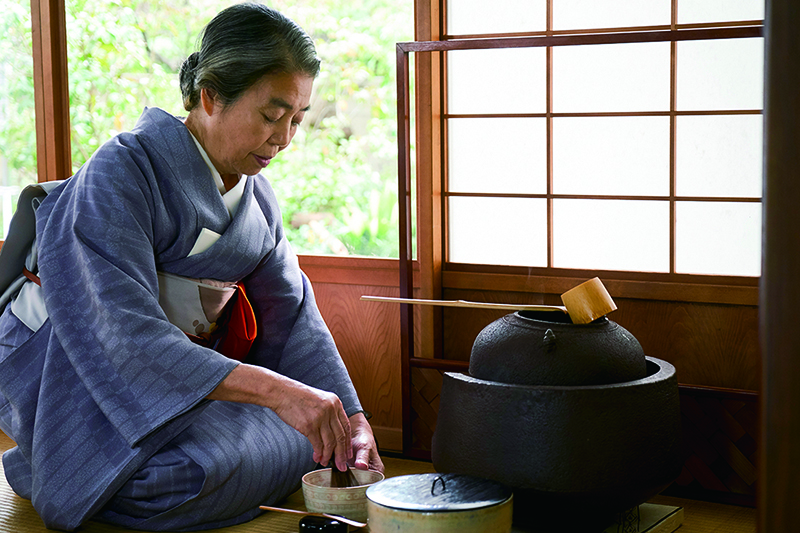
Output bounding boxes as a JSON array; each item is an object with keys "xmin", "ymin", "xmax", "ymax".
[{"xmin": 0, "ymin": 3, "xmax": 381, "ymax": 531}]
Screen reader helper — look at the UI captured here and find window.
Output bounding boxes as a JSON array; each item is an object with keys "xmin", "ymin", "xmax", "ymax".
[
  {"xmin": 439, "ymin": 0, "xmax": 764, "ymax": 279},
  {"xmin": 24, "ymin": 0, "xmax": 412, "ymax": 257},
  {"xmin": 266, "ymin": 1, "xmax": 414, "ymax": 258},
  {"xmin": 66, "ymin": 0, "xmax": 191, "ymax": 167},
  {"xmin": 0, "ymin": 0, "xmax": 37, "ymax": 237}
]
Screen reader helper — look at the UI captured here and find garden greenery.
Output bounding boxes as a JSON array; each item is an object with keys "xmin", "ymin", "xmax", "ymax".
[{"xmin": 0, "ymin": 0, "xmax": 412, "ymax": 257}]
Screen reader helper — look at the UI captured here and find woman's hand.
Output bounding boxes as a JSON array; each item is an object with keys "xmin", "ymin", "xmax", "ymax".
[
  {"xmin": 207, "ymin": 363, "xmax": 352, "ymax": 470},
  {"xmin": 349, "ymin": 411, "xmax": 384, "ymax": 473},
  {"xmin": 269, "ymin": 376, "xmax": 353, "ymax": 471}
]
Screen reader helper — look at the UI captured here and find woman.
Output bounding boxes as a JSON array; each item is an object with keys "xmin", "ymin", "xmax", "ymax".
[{"xmin": 0, "ymin": 3, "xmax": 382, "ymax": 531}]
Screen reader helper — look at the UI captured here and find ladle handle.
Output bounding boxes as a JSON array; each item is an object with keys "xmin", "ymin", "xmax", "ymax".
[
  {"xmin": 258, "ymin": 506, "xmax": 367, "ymax": 529},
  {"xmin": 360, "ymin": 295, "xmax": 567, "ymax": 313}
]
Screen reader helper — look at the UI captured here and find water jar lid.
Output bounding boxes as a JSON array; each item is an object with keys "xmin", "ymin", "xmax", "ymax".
[{"xmin": 366, "ymin": 473, "xmax": 512, "ymax": 512}]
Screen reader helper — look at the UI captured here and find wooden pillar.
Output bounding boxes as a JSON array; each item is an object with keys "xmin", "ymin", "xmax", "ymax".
[
  {"xmin": 398, "ymin": 0, "xmax": 443, "ymax": 455},
  {"xmin": 414, "ymin": 0, "xmax": 443, "ymax": 356},
  {"xmin": 759, "ymin": 0, "xmax": 800, "ymax": 530},
  {"xmin": 396, "ymin": 41, "xmax": 414, "ymax": 454},
  {"xmin": 31, "ymin": 0, "xmax": 71, "ymax": 182}
]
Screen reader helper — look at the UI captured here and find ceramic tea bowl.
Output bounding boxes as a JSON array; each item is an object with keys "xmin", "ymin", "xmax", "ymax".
[{"xmin": 302, "ymin": 467, "xmax": 385, "ymax": 523}]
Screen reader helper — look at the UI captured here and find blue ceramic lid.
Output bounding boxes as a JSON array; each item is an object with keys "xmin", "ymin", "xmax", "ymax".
[{"xmin": 366, "ymin": 473, "xmax": 512, "ymax": 512}]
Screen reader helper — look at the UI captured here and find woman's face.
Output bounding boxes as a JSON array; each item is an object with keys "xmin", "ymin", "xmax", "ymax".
[{"xmin": 199, "ymin": 71, "xmax": 314, "ymax": 179}]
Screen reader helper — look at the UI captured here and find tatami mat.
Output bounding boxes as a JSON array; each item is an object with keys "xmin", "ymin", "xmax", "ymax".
[
  {"xmin": 0, "ymin": 431, "xmax": 434, "ymax": 532},
  {"xmin": 0, "ymin": 431, "xmax": 757, "ymax": 533}
]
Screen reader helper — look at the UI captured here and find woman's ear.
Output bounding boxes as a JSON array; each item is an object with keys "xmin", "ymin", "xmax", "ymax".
[{"xmin": 200, "ymin": 88, "xmax": 218, "ymax": 116}]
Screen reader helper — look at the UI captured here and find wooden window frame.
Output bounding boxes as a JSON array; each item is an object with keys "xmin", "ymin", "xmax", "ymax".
[
  {"xmin": 442, "ymin": 22, "xmax": 763, "ymax": 299},
  {"xmin": 399, "ymin": 26, "xmax": 764, "ymax": 311},
  {"xmin": 30, "ymin": 0, "xmax": 71, "ymax": 184}
]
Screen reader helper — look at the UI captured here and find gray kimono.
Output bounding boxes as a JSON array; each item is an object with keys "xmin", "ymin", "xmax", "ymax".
[{"xmin": 0, "ymin": 107, "xmax": 361, "ymax": 531}]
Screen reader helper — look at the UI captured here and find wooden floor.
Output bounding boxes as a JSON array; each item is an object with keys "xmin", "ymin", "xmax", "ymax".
[{"xmin": 0, "ymin": 431, "xmax": 755, "ymax": 532}]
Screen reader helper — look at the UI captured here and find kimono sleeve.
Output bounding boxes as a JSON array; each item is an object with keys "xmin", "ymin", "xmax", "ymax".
[
  {"xmin": 34, "ymin": 139, "xmax": 238, "ymax": 448},
  {"xmin": 245, "ymin": 184, "xmax": 363, "ymax": 417}
]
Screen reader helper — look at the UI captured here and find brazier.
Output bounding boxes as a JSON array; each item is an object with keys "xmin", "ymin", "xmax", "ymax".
[{"xmin": 432, "ymin": 312, "xmax": 681, "ymax": 530}]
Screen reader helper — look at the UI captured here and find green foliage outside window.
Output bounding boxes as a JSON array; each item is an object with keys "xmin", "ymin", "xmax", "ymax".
[
  {"xmin": 0, "ymin": 0, "xmax": 38, "ymax": 187},
  {"xmin": 0, "ymin": 0, "xmax": 412, "ymax": 257}
]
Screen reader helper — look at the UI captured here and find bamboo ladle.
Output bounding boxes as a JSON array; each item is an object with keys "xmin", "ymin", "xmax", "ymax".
[{"xmin": 361, "ymin": 277, "xmax": 617, "ymax": 325}]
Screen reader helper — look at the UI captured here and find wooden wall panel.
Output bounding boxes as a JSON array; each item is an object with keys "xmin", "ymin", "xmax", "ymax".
[
  {"xmin": 410, "ymin": 367, "xmax": 444, "ymax": 454},
  {"xmin": 309, "ymin": 280, "xmax": 423, "ymax": 452},
  {"xmin": 612, "ymin": 299, "xmax": 760, "ymax": 391},
  {"xmin": 311, "ymin": 282, "xmax": 403, "ymax": 451},
  {"xmin": 440, "ymin": 288, "xmax": 760, "ymax": 391},
  {"xmin": 662, "ymin": 387, "xmax": 758, "ymax": 507}
]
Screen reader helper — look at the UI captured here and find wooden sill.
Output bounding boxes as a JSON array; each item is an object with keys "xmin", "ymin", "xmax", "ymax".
[
  {"xmin": 298, "ymin": 255, "xmax": 758, "ymax": 306},
  {"xmin": 298, "ymin": 255, "xmax": 417, "ymax": 287},
  {"xmin": 443, "ymin": 270, "xmax": 758, "ymax": 306}
]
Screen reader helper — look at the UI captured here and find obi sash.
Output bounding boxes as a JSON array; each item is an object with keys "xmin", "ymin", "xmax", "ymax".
[
  {"xmin": 157, "ymin": 272, "xmax": 256, "ymax": 362},
  {"xmin": 7, "ymin": 267, "xmax": 256, "ymax": 362}
]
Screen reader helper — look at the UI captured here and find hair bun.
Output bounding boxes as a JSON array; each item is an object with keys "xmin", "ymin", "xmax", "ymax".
[
  {"xmin": 180, "ymin": 52, "xmax": 200, "ymax": 79},
  {"xmin": 179, "ymin": 52, "xmax": 201, "ymax": 110}
]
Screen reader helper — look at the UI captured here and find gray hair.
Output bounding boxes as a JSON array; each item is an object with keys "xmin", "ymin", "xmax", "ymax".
[{"xmin": 179, "ymin": 3, "xmax": 321, "ymax": 111}]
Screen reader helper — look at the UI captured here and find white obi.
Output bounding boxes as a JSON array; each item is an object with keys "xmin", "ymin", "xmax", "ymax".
[
  {"xmin": 156, "ymin": 272, "xmax": 237, "ymax": 337},
  {"xmin": 9, "ymin": 269, "xmax": 238, "ymax": 337}
]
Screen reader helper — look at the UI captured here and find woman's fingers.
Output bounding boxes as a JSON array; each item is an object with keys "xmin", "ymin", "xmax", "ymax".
[
  {"xmin": 353, "ymin": 444, "xmax": 371, "ymax": 470},
  {"xmin": 308, "ymin": 432, "xmax": 324, "ymax": 465},
  {"xmin": 266, "ymin": 378, "xmax": 351, "ymax": 468},
  {"xmin": 360, "ymin": 447, "xmax": 384, "ymax": 473},
  {"xmin": 319, "ymin": 405, "xmax": 352, "ymax": 471},
  {"xmin": 207, "ymin": 365, "xmax": 355, "ymax": 468},
  {"xmin": 335, "ymin": 405, "xmax": 353, "ymax": 468},
  {"xmin": 348, "ymin": 411, "xmax": 385, "ymax": 474},
  {"xmin": 317, "ymin": 419, "xmax": 338, "ymax": 469}
]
